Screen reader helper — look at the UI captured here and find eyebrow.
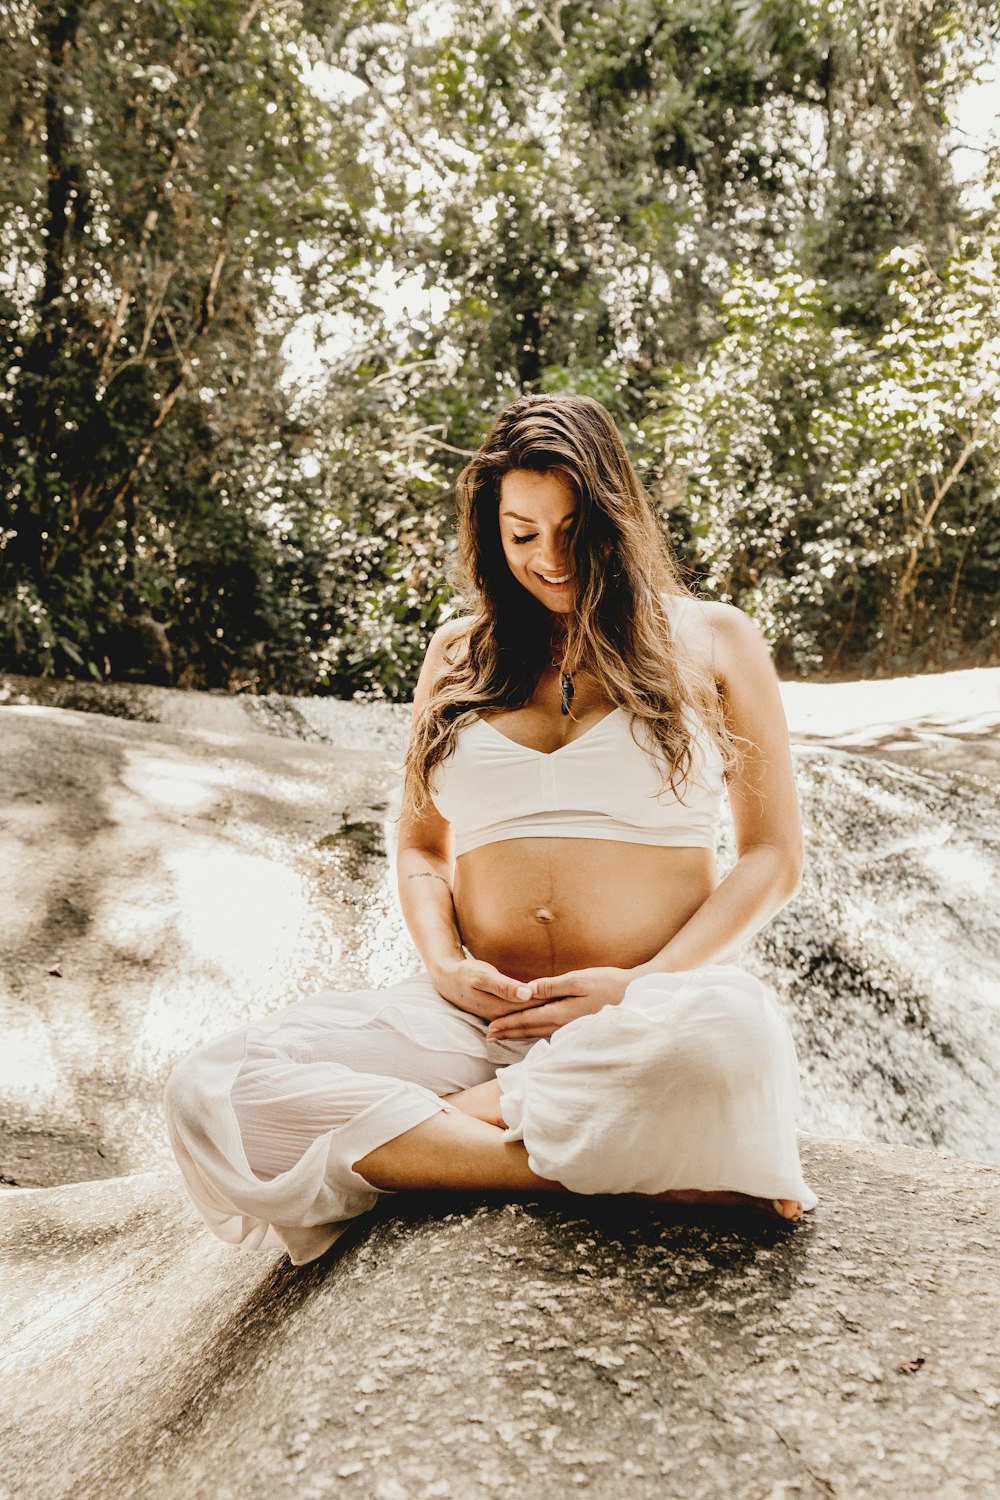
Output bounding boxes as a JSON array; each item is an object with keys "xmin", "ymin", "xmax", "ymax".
[{"xmin": 500, "ymin": 511, "xmax": 576, "ymax": 525}]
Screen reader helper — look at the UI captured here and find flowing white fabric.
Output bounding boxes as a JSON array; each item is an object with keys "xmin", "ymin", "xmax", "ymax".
[
  {"xmin": 497, "ymin": 965, "xmax": 818, "ymax": 1207},
  {"xmin": 164, "ymin": 966, "xmax": 816, "ymax": 1266},
  {"xmin": 163, "ymin": 974, "xmax": 533, "ymax": 1264}
]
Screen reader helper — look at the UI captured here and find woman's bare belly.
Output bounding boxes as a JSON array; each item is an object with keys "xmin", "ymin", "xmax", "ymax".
[{"xmin": 452, "ymin": 838, "xmax": 717, "ymax": 981}]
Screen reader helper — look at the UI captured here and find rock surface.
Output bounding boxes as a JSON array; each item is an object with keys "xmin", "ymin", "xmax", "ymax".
[
  {"xmin": 2, "ymin": 1138, "xmax": 998, "ymax": 1499},
  {"xmin": 0, "ymin": 700, "xmax": 411, "ymax": 1187},
  {"xmin": 2, "ymin": 686, "xmax": 997, "ymax": 1184},
  {"xmin": 2, "ymin": 674, "xmax": 999, "ymax": 1498}
]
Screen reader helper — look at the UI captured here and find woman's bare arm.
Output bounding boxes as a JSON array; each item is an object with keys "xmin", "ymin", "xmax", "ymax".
[
  {"xmin": 632, "ymin": 601, "xmax": 803, "ymax": 975},
  {"xmin": 397, "ymin": 622, "xmax": 535, "ymax": 1018},
  {"xmin": 397, "ymin": 621, "xmax": 468, "ymax": 979}
]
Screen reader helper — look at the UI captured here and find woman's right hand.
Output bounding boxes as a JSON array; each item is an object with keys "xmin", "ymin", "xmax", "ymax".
[{"xmin": 431, "ymin": 957, "xmax": 540, "ymax": 1023}]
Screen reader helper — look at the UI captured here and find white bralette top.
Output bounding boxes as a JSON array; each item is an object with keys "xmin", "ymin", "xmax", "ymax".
[{"xmin": 429, "ymin": 706, "xmax": 724, "ymax": 857}]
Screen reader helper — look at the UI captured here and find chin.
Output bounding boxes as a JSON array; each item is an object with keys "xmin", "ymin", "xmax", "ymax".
[
  {"xmin": 520, "ymin": 580, "xmax": 575, "ymax": 612},
  {"xmin": 530, "ymin": 589, "xmax": 574, "ymax": 614}
]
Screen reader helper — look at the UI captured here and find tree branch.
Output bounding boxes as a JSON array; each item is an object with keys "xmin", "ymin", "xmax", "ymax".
[
  {"xmin": 391, "ymin": 424, "xmax": 478, "ymax": 457},
  {"xmin": 529, "ymin": 1, "xmax": 565, "ymax": 48},
  {"xmin": 95, "ymin": 0, "xmax": 265, "ymax": 388},
  {"xmin": 68, "ymin": 225, "xmax": 232, "ymax": 562}
]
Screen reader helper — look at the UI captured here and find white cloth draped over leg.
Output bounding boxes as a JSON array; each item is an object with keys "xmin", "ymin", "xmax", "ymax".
[
  {"xmin": 163, "ymin": 965, "xmax": 816, "ymax": 1267},
  {"xmin": 497, "ymin": 965, "xmax": 818, "ymax": 1208},
  {"xmin": 164, "ymin": 975, "xmax": 534, "ymax": 1265}
]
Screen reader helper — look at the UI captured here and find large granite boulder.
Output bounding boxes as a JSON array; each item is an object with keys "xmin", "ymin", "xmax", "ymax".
[
  {"xmin": 2, "ymin": 1140, "xmax": 998, "ymax": 1499},
  {"xmin": 1, "ymin": 689, "xmax": 997, "ymax": 1185},
  {"xmin": 1, "ymin": 677, "xmax": 998, "ymax": 1497}
]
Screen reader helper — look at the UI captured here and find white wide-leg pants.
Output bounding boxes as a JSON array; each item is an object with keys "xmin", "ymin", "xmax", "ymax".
[{"xmin": 163, "ymin": 965, "xmax": 817, "ymax": 1266}]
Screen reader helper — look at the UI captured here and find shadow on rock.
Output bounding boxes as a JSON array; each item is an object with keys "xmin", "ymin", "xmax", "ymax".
[{"xmin": 1, "ymin": 1139, "xmax": 998, "ymax": 1499}]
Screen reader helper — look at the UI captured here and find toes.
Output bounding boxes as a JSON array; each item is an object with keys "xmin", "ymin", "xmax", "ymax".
[{"xmin": 645, "ymin": 1189, "xmax": 805, "ymax": 1222}]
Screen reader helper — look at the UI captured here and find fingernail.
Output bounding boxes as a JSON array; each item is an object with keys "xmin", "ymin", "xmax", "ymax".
[{"xmin": 515, "ymin": 985, "xmax": 532, "ymax": 1000}]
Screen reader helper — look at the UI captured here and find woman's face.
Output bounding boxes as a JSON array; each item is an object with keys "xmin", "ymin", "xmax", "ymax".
[{"xmin": 497, "ymin": 468, "xmax": 578, "ymax": 616}]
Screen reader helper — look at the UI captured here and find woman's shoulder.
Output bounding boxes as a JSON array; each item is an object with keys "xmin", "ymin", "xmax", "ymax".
[
  {"xmin": 662, "ymin": 592, "xmax": 713, "ymax": 666},
  {"xmin": 427, "ymin": 614, "xmax": 474, "ymax": 663},
  {"xmin": 697, "ymin": 600, "xmax": 769, "ymax": 651},
  {"xmin": 663, "ymin": 595, "xmax": 771, "ymax": 682},
  {"xmin": 698, "ymin": 601, "xmax": 777, "ymax": 690},
  {"xmin": 415, "ymin": 615, "xmax": 474, "ymax": 698}
]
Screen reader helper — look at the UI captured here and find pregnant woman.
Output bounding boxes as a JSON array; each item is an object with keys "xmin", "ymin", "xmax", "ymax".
[{"xmin": 164, "ymin": 393, "xmax": 816, "ymax": 1266}]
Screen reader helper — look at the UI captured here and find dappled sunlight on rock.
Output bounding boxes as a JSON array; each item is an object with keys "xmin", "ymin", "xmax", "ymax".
[
  {"xmin": 351, "ymin": 871, "xmax": 425, "ymax": 990},
  {"xmin": 782, "ymin": 667, "xmax": 1000, "ymax": 738},
  {"xmin": 167, "ymin": 845, "xmax": 310, "ymax": 986},
  {"xmin": 746, "ymin": 751, "xmax": 1000, "ymax": 1160},
  {"xmin": 0, "ymin": 812, "xmax": 67, "ymax": 934},
  {"xmin": 0, "ymin": 1020, "xmax": 63, "ymax": 1118},
  {"xmin": 0, "ymin": 703, "xmax": 403, "ymax": 1184},
  {"xmin": 922, "ymin": 839, "xmax": 995, "ymax": 898},
  {"xmin": 129, "ymin": 850, "xmax": 318, "ymax": 1070},
  {"xmin": 120, "ymin": 753, "xmax": 225, "ymax": 815},
  {"xmin": 98, "ymin": 885, "xmax": 176, "ymax": 964},
  {"xmin": 1, "ymin": 681, "xmax": 999, "ymax": 1496}
]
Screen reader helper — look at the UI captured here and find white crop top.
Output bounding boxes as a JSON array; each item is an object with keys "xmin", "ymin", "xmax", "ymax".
[{"xmin": 429, "ymin": 706, "xmax": 724, "ymax": 857}]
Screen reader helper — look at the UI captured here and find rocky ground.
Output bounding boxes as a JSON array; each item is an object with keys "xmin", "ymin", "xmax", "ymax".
[
  {"xmin": 1, "ymin": 669, "xmax": 998, "ymax": 1499},
  {"xmin": 3, "ymin": 1140, "xmax": 998, "ymax": 1500}
]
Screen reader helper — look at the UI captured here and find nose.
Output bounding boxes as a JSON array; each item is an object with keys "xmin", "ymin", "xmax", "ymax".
[{"xmin": 537, "ymin": 533, "xmax": 569, "ymax": 573}]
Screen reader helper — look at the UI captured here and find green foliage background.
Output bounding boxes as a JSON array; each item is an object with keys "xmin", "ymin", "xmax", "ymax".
[{"xmin": 2, "ymin": 0, "xmax": 998, "ymax": 695}]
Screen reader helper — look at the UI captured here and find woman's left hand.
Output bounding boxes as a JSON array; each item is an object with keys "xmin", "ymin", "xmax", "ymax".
[{"xmin": 485, "ymin": 966, "xmax": 634, "ymax": 1041}]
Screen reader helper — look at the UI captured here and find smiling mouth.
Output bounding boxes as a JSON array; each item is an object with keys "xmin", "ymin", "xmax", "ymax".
[{"xmin": 536, "ymin": 572, "xmax": 572, "ymax": 586}]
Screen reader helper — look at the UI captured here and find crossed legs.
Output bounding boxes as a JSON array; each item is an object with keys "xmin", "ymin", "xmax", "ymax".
[
  {"xmin": 356, "ymin": 1077, "xmax": 803, "ymax": 1220},
  {"xmin": 354, "ymin": 1100, "xmax": 564, "ymax": 1193},
  {"xmin": 201, "ymin": 970, "xmax": 809, "ymax": 1259}
]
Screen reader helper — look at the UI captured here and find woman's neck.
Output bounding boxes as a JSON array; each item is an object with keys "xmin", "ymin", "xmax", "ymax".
[{"xmin": 548, "ymin": 623, "xmax": 570, "ymax": 657}]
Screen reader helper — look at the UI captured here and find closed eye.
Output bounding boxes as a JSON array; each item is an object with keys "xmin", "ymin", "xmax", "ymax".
[{"xmin": 511, "ymin": 534, "xmax": 536, "ymax": 545}]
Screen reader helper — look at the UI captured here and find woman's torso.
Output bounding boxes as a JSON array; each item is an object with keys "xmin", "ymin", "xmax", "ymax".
[{"xmin": 442, "ymin": 602, "xmax": 723, "ymax": 980}]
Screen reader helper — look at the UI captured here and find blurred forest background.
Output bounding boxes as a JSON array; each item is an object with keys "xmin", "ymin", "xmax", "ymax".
[{"xmin": 1, "ymin": 0, "xmax": 998, "ymax": 699}]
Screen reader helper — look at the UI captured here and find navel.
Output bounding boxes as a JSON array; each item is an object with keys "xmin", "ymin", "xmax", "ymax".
[{"xmin": 534, "ymin": 906, "xmax": 555, "ymax": 924}]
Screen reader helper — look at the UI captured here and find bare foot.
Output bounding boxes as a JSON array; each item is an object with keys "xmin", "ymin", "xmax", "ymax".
[
  {"xmin": 444, "ymin": 1084, "xmax": 805, "ymax": 1222},
  {"xmin": 647, "ymin": 1188, "xmax": 803, "ymax": 1222},
  {"xmin": 444, "ymin": 1078, "xmax": 506, "ymax": 1130}
]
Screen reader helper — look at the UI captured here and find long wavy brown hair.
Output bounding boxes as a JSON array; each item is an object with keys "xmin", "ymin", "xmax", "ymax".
[{"xmin": 404, "ymin": 393, "xmax": 734, "ymax": 810}]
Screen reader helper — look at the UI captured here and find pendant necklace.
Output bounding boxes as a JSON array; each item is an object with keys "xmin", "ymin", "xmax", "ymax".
[{"xmin": 550, "ymin": 653, "xmax": 575, "ymax": 716}]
